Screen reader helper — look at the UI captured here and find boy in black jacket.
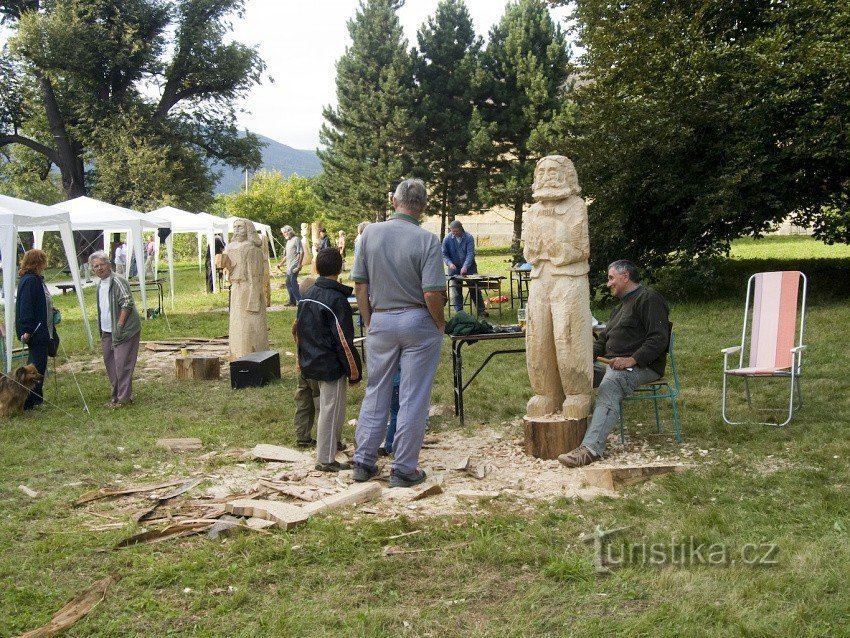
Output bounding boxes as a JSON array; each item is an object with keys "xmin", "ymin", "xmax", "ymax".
[{"xmin": 295, "ymin": 248, "xmax": 362, "ymax": 472}]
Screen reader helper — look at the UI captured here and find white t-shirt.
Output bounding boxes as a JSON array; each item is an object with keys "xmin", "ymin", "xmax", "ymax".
[{"xmin": 99, "ymin": 277, "xmax": 113, "ymax": 333}]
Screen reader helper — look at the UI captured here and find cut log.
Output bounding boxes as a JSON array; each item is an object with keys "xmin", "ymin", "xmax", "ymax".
[
  {"xmin": 175, "ymin": 356, "xmax": 221, "ymax": 381},
  {"xmin": 523, "ymin": 416, "xmax": 587, "ymax": 460},
  {"xmin": 301, "ymin": 482, "xmax": 382, "ymax": 516},
  {"xmin": 583, "ymin": 464, "xmax": 686, "ymax": 491},
  {"xmin": 250, "ymin": 444, "xmax": 310, "ymax": 463},
  {"xmin": 225, "ymin": 499, "xmax": 308, "ymax": 529}
]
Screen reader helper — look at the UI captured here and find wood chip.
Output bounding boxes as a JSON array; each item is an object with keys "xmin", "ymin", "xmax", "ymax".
[
  {"xmin": 245, "ymin": 517, "xmax": 277, "ymax": 530},
  {"xmin": 582, "ymin": 464, "xmax": 686, "ymax": 491},
  {"xmin": 18, "ymin": 485, "xmax": 38, "ymax": 498},
  {"xmin": 114, "ymin": 522, "xmax": 213, "ymax": 549},
  {"xmin": 74, "ymin": 479, "xmax": 185, "ymax": 506},
  {"xmin": 158, "ymin": 478, "xmax": 204, "ymax": 501},
  {"xmin": 156, "ymin": 438, "xmax": 202, "ymax": 452},
  {"xmin": 250, "ymin": 444, "xmax": 310, "ymax": 463},
  {"xmin": 16, "ymin": 573, "xmax": 119, "ymax": 638},
  {"xmin": 301, "ymin": 482, "xmax": 382, "ymax": 516},
  {"xmin": 409, "ymin": 483, "xmax": 444, "ymax": 502},
  {"xmin": 451, "ymin": 457, "xmax": 470, "ymax": 471},
  {"xmin": 257, "ymin": 480, "xmax": 318, "ymax": 502},
  {"xmin": 225, "ymin": 499, "xmax": 309, "ymax": 530}
]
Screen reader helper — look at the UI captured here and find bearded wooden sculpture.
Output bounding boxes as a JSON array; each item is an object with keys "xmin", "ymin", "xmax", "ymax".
[{"xmin": 522, "ymin": 155, "xmax": 593, "ymax": 458}]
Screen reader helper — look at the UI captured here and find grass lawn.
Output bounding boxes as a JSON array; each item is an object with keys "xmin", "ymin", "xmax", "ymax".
[{"xmin": 1, "ymin": 236, "xmax": 848, "ymax": 636}]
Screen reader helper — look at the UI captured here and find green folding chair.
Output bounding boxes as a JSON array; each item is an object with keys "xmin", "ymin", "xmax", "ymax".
[{"xmin": 618, "ymin": 329, "xmax": 683, "ymax": 443}]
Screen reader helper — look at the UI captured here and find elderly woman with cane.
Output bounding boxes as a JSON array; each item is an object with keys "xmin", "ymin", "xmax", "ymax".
[
  {"xmin": 89, "ymin": 250, "xmax": 141, "ymax": 408},
  {"xmin": 15, "ymin": 249, "xmax": 57, "ymax": 410}
]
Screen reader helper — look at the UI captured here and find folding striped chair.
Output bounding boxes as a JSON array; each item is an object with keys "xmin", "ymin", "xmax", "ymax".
[{"xmin": 721, "ymin": 271, "xmax": 807, "ymax": 427}]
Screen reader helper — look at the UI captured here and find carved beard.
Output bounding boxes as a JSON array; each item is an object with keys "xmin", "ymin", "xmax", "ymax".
[{"xmin": 532, "ymin": 184, "xmax": 574, "ymax": 201}]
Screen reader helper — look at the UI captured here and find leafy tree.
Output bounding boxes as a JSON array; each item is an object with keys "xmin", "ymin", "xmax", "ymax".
[
  {"xmin": 412, "ymin": 0, "xmax": 482, "ymax": 238},
  {"xmin": 471, "ymin": 0, "xmax": 572, "ymax": 260},
  {"xmin": 318, "ymin": 0, "xmax": 416, "ymax": 223},
  {"xmin": 0, "ymin": 145, "xmax": 64, "ymax": 204},
  {"xmin": 213, "ymin": 170, "xmax": 321, "ymax": 237},
  {"xmin": 569, "ymin": 0, "xmax": 850, "ymax": 277},
  {"xmin": 0, "ymin": 0, "xmax": 264, "ymax": 207}
]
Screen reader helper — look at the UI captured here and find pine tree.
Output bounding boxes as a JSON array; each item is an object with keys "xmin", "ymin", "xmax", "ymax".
[
  {"xmin": 413, "ymin": 0, "xmax": 481, "ymax": 238},
  {"xmin": 318, "ymin": 0, "xmax": 415, "ymax": 223},
  {"xmin": 472, "ymin": 0, "xmax": 572, "ymax": 260}
]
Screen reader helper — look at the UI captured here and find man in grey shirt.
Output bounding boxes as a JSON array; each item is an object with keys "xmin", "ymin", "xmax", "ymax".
[
  {"xmin": 351, "ymin": 178, "xmax": 446, "ymax": 488},
  {"xmin": 281, "ymin": 225, "xmax": 304, "ymax": 306}
]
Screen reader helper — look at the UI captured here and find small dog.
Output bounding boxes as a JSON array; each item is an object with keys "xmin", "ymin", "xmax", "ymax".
[{"xmin": 0, "ymin": 364, "xmax": 44, "ymax": 417}]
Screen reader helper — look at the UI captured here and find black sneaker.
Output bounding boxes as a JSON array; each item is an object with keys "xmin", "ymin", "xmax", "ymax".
[
  {"xmin": 352, "ymin": 462, "xmax": 379, "ymax": 482},
  {"xmin": 315, "ymin": 461, "xmax": 352, "ymax": 472},
  {"xmin": 389, "ymin": 468, "xmax": 427, "ymax": 488},
  {"xmin": 296, "ymin": 439, "xmax": 317, "ymax": 448},
  {"xmin": 336, "ymin": 441, "xmax": 346, "ymax": 452},
  {"xmin": 377, "ymin": 446, "xmax": 391, "ymax": 457}
]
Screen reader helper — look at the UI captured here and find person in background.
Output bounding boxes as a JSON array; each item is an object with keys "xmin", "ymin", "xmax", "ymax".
[
  {"xmin": 113, "ymin": 241, "xmax": 126, "ymax": 276},
  {"xmin": 15, "ymin": 249, "xmax": 56, "ymax": 410},
  {"xmin": 317, "ymin": 228, "xmax": 331, "ymax": 251},
  {"xmin": 442, "ymin": 219, "xmax": 486, "ymax": 316},
  {"xmin": 204, "ymin": 234, "xmax": 226, "ymax": 293},
  {"xmin": 89, "ymin": 250, "xmax": 142, "ymax": 408},
  {"xmin": 295, "ymin": 248, "xmax": 362, "ymax": 472},
  {"xmin": 280, "ymin": 225, "xmax": 304, "ymax": 306},
  {"xmin": 353, "ymin": 221, "xmax": 369, "ymax": 264}
]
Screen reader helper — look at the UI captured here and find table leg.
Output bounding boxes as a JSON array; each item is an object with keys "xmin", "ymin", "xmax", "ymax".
[{"xmin": 452, "ymin": 340, "xmax": 465, "ymax": 426}]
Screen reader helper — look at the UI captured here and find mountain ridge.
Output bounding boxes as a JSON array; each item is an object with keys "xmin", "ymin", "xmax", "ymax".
[{"xmin": 212, "ymin": 133, "xmax": 322, "ymax": 194}]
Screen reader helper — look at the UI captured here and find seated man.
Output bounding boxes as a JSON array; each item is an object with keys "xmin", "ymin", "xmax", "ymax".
[{"xmin": 559, "ymin": 260, "xmax": 670, "ymax": 467}]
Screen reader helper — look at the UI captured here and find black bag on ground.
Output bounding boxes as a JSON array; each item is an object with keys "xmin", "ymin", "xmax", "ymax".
[{"xmin": 47, "ymin": 327, "xmax": 59, "ymax": 357}]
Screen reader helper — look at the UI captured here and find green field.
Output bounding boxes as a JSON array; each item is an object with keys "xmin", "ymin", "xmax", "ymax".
[{"xmin": 1, "ymin": 236, "xmax": 848, "ymax": 636}]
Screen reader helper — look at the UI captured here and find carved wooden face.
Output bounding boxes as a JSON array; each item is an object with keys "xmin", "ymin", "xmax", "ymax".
[
  {"xmin": 232, "ymin": 220, "xmax": 248, "ymax": 242},
  {"xmin": 532, "ymin": 158, "xmax": 573, "ymax": 201}
]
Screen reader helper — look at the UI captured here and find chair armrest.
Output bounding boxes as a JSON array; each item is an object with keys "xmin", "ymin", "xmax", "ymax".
[
  {"xmin": 790, "ymin": 345, "xmax": 807, "ymax": 353},
  {"xmin": 721, "ymin": 346, "xmax": 741, "ymax": 355}
]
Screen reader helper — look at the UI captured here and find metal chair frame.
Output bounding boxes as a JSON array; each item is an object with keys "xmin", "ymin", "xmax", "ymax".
[
  {"xmin": 721, "ymin": 271, "xmax": 807, "ymax": 427},
  {"xmin": 619, "ymin": 331, "xmax": 683, "ymax": 444}
]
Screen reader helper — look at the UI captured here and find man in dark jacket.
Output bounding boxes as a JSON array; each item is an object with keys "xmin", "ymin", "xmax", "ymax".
[
  {"xmin": 295, "ymin": 248, "xmax": 362, "ymax": 472},
  {"xmin": 559, "ymin": 260, "xmax": 670, "ymax": 467},
  {"xmin": 442, "ymin": 220, "xmax": 486, "ymax": 315}
]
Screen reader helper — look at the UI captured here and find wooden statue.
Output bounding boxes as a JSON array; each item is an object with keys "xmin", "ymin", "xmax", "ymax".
[
  {"xmin": 221, "ymin": 218, "xmax": 269, "ymax": 360},
  {"xmin": 522, "ymin": 155, "xmax": 592, "ymax": 456}
]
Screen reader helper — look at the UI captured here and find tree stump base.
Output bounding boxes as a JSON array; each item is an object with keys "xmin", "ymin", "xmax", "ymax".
[
  {"xmin": 523, "ymin": 416, "xmax": 587, "ymax": 460},
  {"xmin": 175, "ymin": 356, "xmax": 221, "ymax": 381}
]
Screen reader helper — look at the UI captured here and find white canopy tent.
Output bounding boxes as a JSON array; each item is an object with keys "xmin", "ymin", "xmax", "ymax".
[
  {"xmin": 224, "ymin": 216, "xmax": 277, "ymax": 259},
  {"xmin": 0, "ymin": 195, "xmax": 94, "ymax": 372},
  {"xmin": 148, "ymin": 206, "xmax": 227, "ymax": 293},
  {"xmin": 47, "ymin": 196, "xmax": 174, "ymax": 313}
]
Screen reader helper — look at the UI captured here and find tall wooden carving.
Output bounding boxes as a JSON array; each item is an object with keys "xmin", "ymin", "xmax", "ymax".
[{"xmin": 522, "ymin": 155, "xmax": 592, "ymax": 457}]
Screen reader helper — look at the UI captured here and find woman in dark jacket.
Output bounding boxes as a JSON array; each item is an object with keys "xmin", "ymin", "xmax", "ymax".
[{"xmin": 15, "ymin": 249, "xmax": 55, "ymax": 409}]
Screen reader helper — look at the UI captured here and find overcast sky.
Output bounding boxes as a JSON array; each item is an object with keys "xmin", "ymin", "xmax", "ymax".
[{"xmin": 231, "ymin": 0, "xmax": 571, "ymax": 150}]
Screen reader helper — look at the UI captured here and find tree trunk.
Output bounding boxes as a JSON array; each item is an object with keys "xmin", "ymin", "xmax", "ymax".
[{"xmin": 39, "ymin": 75, "xmax": 85, "ymax": 198}]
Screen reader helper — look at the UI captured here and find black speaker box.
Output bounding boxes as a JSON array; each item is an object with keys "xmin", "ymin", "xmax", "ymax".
[{"xmin": 230, "ymin": 350, "xmax": 281, "ymax": 389}]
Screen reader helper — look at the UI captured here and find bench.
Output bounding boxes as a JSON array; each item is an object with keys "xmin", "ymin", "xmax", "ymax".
[{"xmin": 56, "ymin": 284, "xmax": 76, "ymax": 295}]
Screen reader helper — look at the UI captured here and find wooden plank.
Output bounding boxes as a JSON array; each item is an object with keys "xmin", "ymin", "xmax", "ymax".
[
  {"xmin": 250, "ymin": 444, "xmax": 310, "ymax": 463},
  {"xmin": 156, "ymin": 438, "xmax": 202, "ymax": 452},
  {"xmin": 301, "ymin": 482, "xmax": 382, "ymax": 516},
  {"xmin": 225, "ymin": 499, "xmax": 308, "ymax": 530},
  {"xmin": 582, "ymin": 464, "xmax": 686, "ymax": 491}
]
